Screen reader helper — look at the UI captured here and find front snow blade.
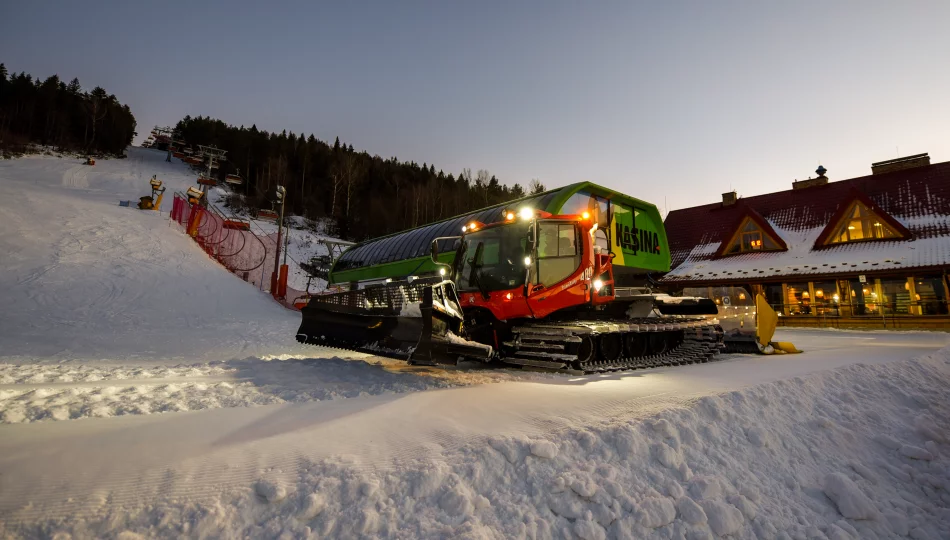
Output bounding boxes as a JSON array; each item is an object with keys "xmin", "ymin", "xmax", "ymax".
[
  {"xmin": 297, "ymin": 280, "xmax": 493, "ymax": 365},
  {"xmin": 409, "ymin": 285, "xmax": 494, "ymax": 365}
]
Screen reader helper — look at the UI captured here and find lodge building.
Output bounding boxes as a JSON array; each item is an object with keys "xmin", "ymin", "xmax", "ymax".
[{"xmin": 660, "ymin": 154, "xmax": 950, "ymax": 329}]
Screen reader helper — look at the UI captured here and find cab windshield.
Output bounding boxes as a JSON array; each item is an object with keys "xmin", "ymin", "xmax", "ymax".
[{"xmin": 456, "ymin": 222, "xmax": 530, "ymax": 293}]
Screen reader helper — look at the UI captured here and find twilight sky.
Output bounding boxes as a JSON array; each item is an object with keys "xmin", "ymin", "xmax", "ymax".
[{"xmin": 2, "ymin": 1, "xmax": 949, "ymax": 212}]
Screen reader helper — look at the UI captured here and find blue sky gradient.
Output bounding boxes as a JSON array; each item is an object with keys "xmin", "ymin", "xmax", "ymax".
[{"xmin": 2, "ymin": 1, "xmax": 948, "ymax": 211}]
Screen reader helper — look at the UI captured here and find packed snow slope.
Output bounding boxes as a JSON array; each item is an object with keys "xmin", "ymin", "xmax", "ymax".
[
  {"xmin": 0, "ymin": 147, "xmax": 322, "ymax": 362},
  {"xmin": 2, "ymin": 148, "xmax": 950, "ymax": 538}
]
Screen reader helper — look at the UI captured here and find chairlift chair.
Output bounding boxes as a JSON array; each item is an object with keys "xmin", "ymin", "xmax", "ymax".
[
  {"xmin": 223, "ymin": 218, "xmax": 251, "ymax": 231},
  {"xmin": 258, "ymin": 209, "xmax": 279, "ymax": 222}
]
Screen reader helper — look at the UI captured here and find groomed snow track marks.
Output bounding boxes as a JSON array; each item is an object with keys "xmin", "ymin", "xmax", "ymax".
[
  {"xmin": 60, "ymin": 163, "xmax": 90, "ymax": 189},
  {"xmin": 0, "ymin": 358, "xmax": 476, "ymax": 424}
]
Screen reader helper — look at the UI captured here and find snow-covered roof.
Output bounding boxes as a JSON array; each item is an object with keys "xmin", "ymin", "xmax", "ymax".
[{"xmin": 662, "ymin": 160, "xmax": 950, "ymax": 283}]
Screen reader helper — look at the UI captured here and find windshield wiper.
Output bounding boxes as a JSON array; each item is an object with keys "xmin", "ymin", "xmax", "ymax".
[{"xmin": 469, "ymin": 241, "xmax": 490, "ymax": 300}]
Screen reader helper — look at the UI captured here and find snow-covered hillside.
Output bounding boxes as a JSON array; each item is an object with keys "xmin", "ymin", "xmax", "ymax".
[
  {"xmin": 1, "ymin": 148, "xmax": 949, "ymax": 539},
  {"xmin": 0, "ymin": 147, "xmax": 338, "ymax": 360}
]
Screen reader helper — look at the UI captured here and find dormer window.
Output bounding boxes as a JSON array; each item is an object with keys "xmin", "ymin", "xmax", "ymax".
[
  {"xmin": 828, "ymin": 201, "xmax": 902, "ymax": 244},
  {"xmin": 721, "ymin": 216, "xmax": 785, "ymax": 255}
]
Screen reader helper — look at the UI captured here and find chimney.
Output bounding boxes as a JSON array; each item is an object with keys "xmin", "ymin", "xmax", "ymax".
[
  {"xmin": 871, "ymin": 153, "xmax": 929, "ymax": 175},
  {"xmin": 722, "ymin": 191, "xmax": 737, "ymax": 206},
  {"xmin": 793, "ymin": 165, "xmax": 829, "ymax": 190}
]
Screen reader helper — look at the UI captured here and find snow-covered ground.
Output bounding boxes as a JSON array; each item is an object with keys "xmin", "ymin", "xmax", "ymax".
[{"xmin": 1, "ymin": 149, "xmax": 950, "ymax": 538}]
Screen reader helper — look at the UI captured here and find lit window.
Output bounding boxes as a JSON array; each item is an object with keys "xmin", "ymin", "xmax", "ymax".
[
  {"xmin": 828, "ymin": 201, "xmax": 902, "ymax": 244},
  {"xmin": 723, "ymin": 217, "xmax": 783, "ymax": 255}
]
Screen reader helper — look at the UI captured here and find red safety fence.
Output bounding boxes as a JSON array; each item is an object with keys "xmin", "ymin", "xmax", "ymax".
[{"xmin": 170, "ymin": 193, "xmax": 306, "ymax": 309}]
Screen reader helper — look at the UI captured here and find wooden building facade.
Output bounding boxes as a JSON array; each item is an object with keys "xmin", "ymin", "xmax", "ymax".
[{"xmin": 661, "ymin": 154, "xmax": 950, "ymax": 329}]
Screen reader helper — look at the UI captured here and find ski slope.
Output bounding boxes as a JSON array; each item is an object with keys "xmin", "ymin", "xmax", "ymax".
[{"xmin": 1, "ymin": 149, "xmax": 949, "ymax": 539}]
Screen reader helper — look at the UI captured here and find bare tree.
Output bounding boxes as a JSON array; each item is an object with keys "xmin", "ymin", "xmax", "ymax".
[
  {"xmin": 330, "ymin": 153, "xmax": 365, "ymax": 217},
  {"xmin": 343, "ymin": 153, "xmax": 365, "ymax": 216},
  {"xmin": 529, "ymin": 178, "xmax": 546, "ymax": 194}
]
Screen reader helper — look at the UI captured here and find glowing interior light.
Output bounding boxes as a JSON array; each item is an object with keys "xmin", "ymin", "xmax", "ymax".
[
  {"xmin": 506, "ymin": 212, "xmax": 515, "ymax": 220},
  {"xmin": 519, "ymin": 207, "xmax": 534, "ymax": 220},
  {"xmin": 848, "ymin": 225, "xmax": 856, "ymax": 229},
  {"xmin": 439, "ymin": 268, "xmax": 446, "ymax": 276},
  {"xmin": 582, "ymin": 211, "xmax": 590, "ymax": 220},
  {"xmin": 593, "ymin": 278, "xmax": 604, "ymax": 291},
  {"xmin": 832, "ymin": 294, "xmax": 840, "ymax": 302},
  {"xmin": 524, "ymin": 256, "xmax": 532, "ymax": 266}
]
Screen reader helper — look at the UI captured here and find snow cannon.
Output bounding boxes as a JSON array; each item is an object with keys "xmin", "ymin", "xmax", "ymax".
[
  {"xmin": 137, "ymin": 177, "xmax": 166, "ymax": 210},
  {"xmin": 296, "ymin": 278, "xmax": 493, "ymax": 365},
  {"xmin": 186, "ymin": 186, "xmax": 204, "ymax": 205}
]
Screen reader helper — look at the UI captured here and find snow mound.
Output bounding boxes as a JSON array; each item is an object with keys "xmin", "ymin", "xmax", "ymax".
[
  {"xmin": 823, "ymin": 472, "xmax": 877, "ymax": 520},
  {"xmin": 9, "ymin": 347, "xmax": 950, "ymax": 538},
  {"xmin": 636, "ymin": 497, "xmax": 676, "ymax": 528}
]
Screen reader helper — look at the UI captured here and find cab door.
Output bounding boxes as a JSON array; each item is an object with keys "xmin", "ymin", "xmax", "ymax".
[{"xmin": 525, "ymin": 221, "xmax": 587, "ymax": 318}]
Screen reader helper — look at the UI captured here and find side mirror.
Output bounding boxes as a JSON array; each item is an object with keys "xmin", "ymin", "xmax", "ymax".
[
  {"xmin": 430, "ymin": 239, "xmax": 440, "ymax": 264},
  {"xmin": 526, "ymin": 223, "xmax": 536, "ymax": 255}
]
